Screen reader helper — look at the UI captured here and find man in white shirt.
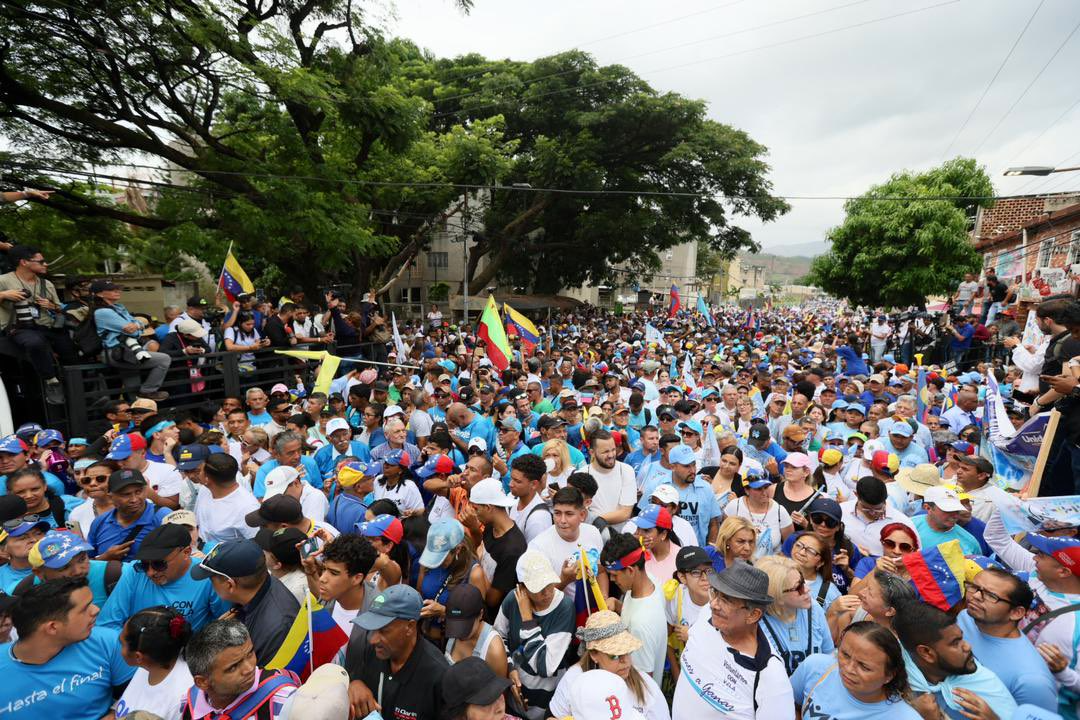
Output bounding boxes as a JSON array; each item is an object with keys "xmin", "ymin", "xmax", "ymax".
[
  {"xmin": 261, "ymin": 465, "xmax": 329, "ymax": 522},
  {"xmin": 528, "ymin": 486, "xmax": 607, "ymax": 603},
  {"xmin": 194, "ymin": 453, "xmax": 259, "ymax": 544},
  {"xmin": 840, "ymin": 476, "xmax": 916, "ymax": 555},
  {"xmin": 585, "ymin": 430, "xmax": 636, "ymax": 531},
  {"xmin": 508, "ymin": 453, "xmax": 553, "ymax": 543},
  {"xmin": 168, "ymin": 295, "xmax": 216, "ymax": 351}
]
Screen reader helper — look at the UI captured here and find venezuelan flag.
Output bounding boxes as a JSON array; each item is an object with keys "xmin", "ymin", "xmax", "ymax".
[
  {"xmin": 902, "ymin": 539, "xmax": 966, "ymax": 611},
  {"xmin": 219, "ymin": 250, "xmax": 255, "ymax": 302},
  {"xmin": 668, "ymin": 284, "xmax": 681, "ymax": 318},
  {"xmin": 572, "ymin": 548, "xmax": 607, "ymax": 632},
  {"xmin": 265, "ymin": 593, "xmax": 348, "ymax": 681},
  {"xmin": 916, "ymin": 368, "xmax": 930, "ymax": 423},
  {"xmin": 503, "ymin": 303, "xmax": 540, "ymax": 355},
  {"xmin": 477, "ymin": 294, "xmax": 512, "ymax": 371}
]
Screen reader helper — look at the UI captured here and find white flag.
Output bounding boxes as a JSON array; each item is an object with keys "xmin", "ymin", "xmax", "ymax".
[
  {"xmin": 645, "ymin": 323, "xmax": 664, "ymax": 345},
  {"xmin": 1021, "ymin": 308, "xmax": 1045, "ymax": 348},
  {"xmin": 681, "ymin": 353, "xmax": 696, "ymax": 390},
  {"xmin": 391, "ymin": 312, "xmax": 408, "ymax": 360}
]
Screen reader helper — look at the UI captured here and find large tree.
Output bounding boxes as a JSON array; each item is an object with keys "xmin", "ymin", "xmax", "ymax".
[{"xmin": 807, "ymin": 158, "xmax": 993, "ymax": 308}]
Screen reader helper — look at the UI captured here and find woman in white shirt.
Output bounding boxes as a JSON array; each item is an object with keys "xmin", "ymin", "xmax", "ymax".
[
  {"xmin": 723, "ymin": 474, "xmax": 794, "ymax": 558},
  {"xmin": 116, "ymin": 606, "xmax": 194, "ymax": 720},
  {"xmin": 223, "ymin": 313, "xmax": 268, "ymax": 370}
]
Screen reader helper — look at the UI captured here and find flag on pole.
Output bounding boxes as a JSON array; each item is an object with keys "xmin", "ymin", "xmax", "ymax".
[
  {"xmin": 915, "ymin": 368, "xmax": 929, "ymax": 423},
  {"xmin": 668, "ymin": 284, "xmax": 681, "ymax": 318},
  {"xmin": 218, "ymin": 250, "xmax": 255, "ymax": 302},
  {"xmin": 477, "ymin": 295, "xmax": 512, "ymax": 371},
  {"xmin": 265, "ymin": 593, "xmax": 348, "ymax": 681},
  {"xmin": 391, "ymin": 312, "xmax": 408, "ymax": 360},
  {"xmin": 681, "ymin": 353, "xmax": 696, "ymax": 391},
  {"xmin": 744, "ymin": 307, "xmax": 755, "ymax": 329},
  {"xmin": 503, "ymin": 303, "xmax": 540, "ymax": 355},
  {"xmin": 644, "ymin": 323, "xmax": 664, "ymax": 345},
  {"xmin": 696, "ymin": 296, "xmax": 714, "ymax": 327}
]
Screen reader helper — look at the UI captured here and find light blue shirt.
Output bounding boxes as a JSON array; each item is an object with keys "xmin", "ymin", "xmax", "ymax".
[
  {"xmin": 877, "ymin": 417, "xmax": 933, "ymax": 451},
  {"xmin": 911, "ymin": 514, "xmax": 982, "ymax": 556},
  {"xmin": 252, "ymin": 456, "xmax": 322, "ymax": 498},
  {"xmin": 954, "ymin": 610, "xmax": 1058, "ymax": 712},
  {"xmin": 0, "ymin": 470, "xmax": 66, "ymax": 496},
  {"xmin": 93, "ymin": 303, "xmax": 140, "ymax": 349},
  {"xmin": 792, "ymin": 654, "xmax": 921, "ymax": 719},
  {"xmin": 762, "ymin": 602, "xmax": 834, "ymax": 675},
  {"xmin": 902, "ymin": 648, "xmax": 1017, "ymax": 720},
  {"xmin": 314, "ymin": 440, "xmax": 371, "ymax": 480},
  {"xmin": 668, "ymin": 476, "xmax": 723, "ymax": 546},
  {"xmin": 99, "ymin": 557, "xmax": 230, "ymax": 632},
  {"xmin": 637, "ymin": 464, "xmax": 673, "ymax": 510},
  {"xmin": 879, "ymin": 437, "xmax": 930, "ymax": 468},
  {"xmin": 0, "ymin": 564, "xmax": 31, "ymax": 594},
  {"xmin": 0, "ymin": 626, "xmax": 136, "ymax": 720}
]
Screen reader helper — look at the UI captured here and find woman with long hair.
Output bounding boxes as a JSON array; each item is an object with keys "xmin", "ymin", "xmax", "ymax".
[
  {"xmin": 787, "ymin": 531, "xmax": 841, "ymax": 611},
  {"xmin": 540, "ymin": 438, "xmax": 575, "ymax": 490},
  {"xmin": 792, "ymin": 621, "xmax": 919, "ymax": 718},
  {"xmin": 416, "ymin": 519, "xmax": 487, "ymax": 644},
  {"xmin": 756, "ymin": 555, "xmax": 834, "ymax": 676},
  {"xmin": 116, "ymin": 606, "xmax": 193, "ymax": 720},
  {"xmin": 731, "ymin": 396, "xmax": 757, "ymax": 439},
  {"xmin": 548, "ymin": 610, "xmax": 670, "ymax": 720},
  {"xmin": 712, "ymin": 516, "xmax": 758, "ymax": 569},
  {"xmin": 805, "ymin": 405, "xmax": 828, "ymax": 451},
  {"xmin": 5, "ymin": 467, "xmax": 71, "ymax": 528},
  {"xmin": 356, "ymin": 514, "xmax": 410, "ymax": 590},
  {"xmin": 709, "ymin": 446, "xmax": 745, "ymax": 508}
]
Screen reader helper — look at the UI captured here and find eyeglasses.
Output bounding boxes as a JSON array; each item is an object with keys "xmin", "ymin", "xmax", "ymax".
[
  {"xmin": 683, "ymin": 568, "xmax": 709, "ymax": 579},
  {"xmin": 856, "ymin": 501, "xmax": 887, "ymax": 520},
  {"xmin": 680, "ymin": 431, "xmax": 697, "ymax": 437},
  {"xmin": 809, "ymin": 513, "xmax": 839, "ymax": 528},
  {"xmin": 83, "ymin": 474, "xmax": 110, "ymax": 484},
  {"xmin": 967, "ymin": 582, "xmax": 1008, "ymax": 605},
  {"xmin": 783, "ymin": 579, "xmax": 807, "ymax": 594},
  {"xmin": 709, "ymin": 589, "xmax": 750, "ymax": 610},
  {"xmin": 2, "ymin": 514, "xmax": 39, "ymax": 531},
  {"xmin": 27, "ymin": 258, "xmax": 47, "ymax": 265},
  {"xmin": 603, "ymin": 653, "xmax": 629, "ymax": 661},
  {"xmin": 881, "ymin": 537, "xmax": 915, "ymax": 553},
  {"xmin": 792, "ymin": 542, "xmax": 821, "ymax": 558}
]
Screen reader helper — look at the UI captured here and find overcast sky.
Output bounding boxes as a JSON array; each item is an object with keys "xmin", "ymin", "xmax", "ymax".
[{"xmin": 388, "ymin": 0, "xmax": 1080, "ymax": 252}]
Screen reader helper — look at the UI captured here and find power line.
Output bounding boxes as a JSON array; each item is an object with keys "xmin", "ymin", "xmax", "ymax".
[
  {"xmin": 940, "ymin": 0, "xmax": 1045, "ymax": 159},
  {"xmin": 971, "ymin": 13, "xmax": 1080, "ymax": 155}
]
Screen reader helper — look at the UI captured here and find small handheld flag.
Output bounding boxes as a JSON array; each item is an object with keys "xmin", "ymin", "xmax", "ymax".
[
  {"xmin": 503, "ymin": 302, "xmax": 540, "ymax": 355},
  {"xmin": 903, "ymin": 539, "xmax": 966, "ymax": 611},
  {"xmin": 265, "ymin": 593, "xmax": 348, "ymax": 680},
  {"xmin": 696, "ymin": 296, "xmax": 714, "ymax": 327},
  {"xmin": 219, "ymin": 249, "xmax": 255, "ymax": 302}
]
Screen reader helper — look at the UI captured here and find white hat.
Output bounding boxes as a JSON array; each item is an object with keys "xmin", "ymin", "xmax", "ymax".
[
  {"xmin": 650, "ymin": 484, "xmax": 680, "ymax": 505},
  {"xmin": 263, "ymin": 465, "xmax": 300, "ymax": 498},
  {"xmin": 468, "ymin": 437, "xmax": 488, "ymax": 453},
  {"xmin": 570, "ymin": 670, "xmax": 644, "ymax": 720},
  {"xmin": 326, "ymin": 418, "xmax": 351, "ymax": 436},
  {"xmin": 516, "ymin": 549, "xmax": 560, "ymax": 593},
  {"xmin": 383, "ymin": 405, "xmax": 404, "ymax": 418},
  {"xmin": 270, "ymin": 383, "xmax": 290, "ymax": 394},
  {"xmin": 924, "ymin": 485, "xmax": 965, "ymax": 512},
  {"xmin": 175, "ymin": 318, "xmax": 206, "ymax": 339},
  {"xmin": 862, "ymin": 438, "xmax": 886, "ymax": 461},
  {"xmin": 469, "ymin": 478, "xmax": 515, "ymax": 508}
]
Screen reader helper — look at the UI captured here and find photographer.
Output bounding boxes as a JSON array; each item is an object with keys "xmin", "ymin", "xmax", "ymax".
[
  {"xmin": 0, "ymin": 245, "xmax": 77, "ymax": 404},
  {"xmin": 1026, "ymin": 299, "xmax": 1080, "ymax": 496},
  {"xmin": 942, "ymin": 313, "xmax": 975, "ymax": 370}
]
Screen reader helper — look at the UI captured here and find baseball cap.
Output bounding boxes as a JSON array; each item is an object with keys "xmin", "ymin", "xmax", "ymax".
[
  {"xmin": 28, "ymin": 531, "xmax": 93, "ymax": 569},
  {"xmin": 326, "ymin": 418, "xmax": 351, "ymax": 436},
  {"xmin": 177, "ymin": 444, "xmax": 211, "ymax": 471},
  {"xmin": 106, "ymin": 433, "xmax": 147, "ymax": 460},
  {"xmin": 747, "ymin": 424, "xmax": 770, "ymax": 446},
  {"xmin": 441, "ymin": 656, "xmax": 512, "ymax": 709},
  {"xmin": 782, "ymin": 452, "xmax": 812, "ymax": 469},
  {"xmin": 384, "ymin": 449, "xmax": 411, "ymax": 468},
  {"xmin": 888, "ymin": 422, "xmax": 914, "ymax": 438},
  {"xmin": 868, "ymin": 374, "xmax": 886, "ymax": 385},
  {"xmin": 383, "ymin": 405, "xmax": 404, "ymax": 419},
  {"xmin": 782, "ymin": 424, "xmax": 808, "ymax": 442},
  {"xmin": 846, "ymin": 402, "xmax": 867, "ymax": 416},
  {"xmin": 745, "ymin": 472, "xmax": 773, "ymax": 490},
  {"xmin": 186, "ymin": 295, "xmax": 209, "ymax": 308},
  {"xmin": 807, "ymin": 496, "xmax": 842, "ymax": 523},
  {"xmin": 89, "ymin": 279, "xmax": 119, "ymax": 293},
  {"xmin": 175, "ymin": 319, "xmax": 206, "ymax": 338},
  {"xmin": 245, "ymin": 494, "xmax": 304, "ymax": 527},
  {"xmin": 356, "ymin": 514, "xmax": 404, "ymax": 545},
  {"xmin": 467, "ymin": 437, "xmax": 489, "ymax": 453},
  {"xmin": 649, "ymin": 484, "xmax": 680, "ymax": 505},
  {"xmin": 677, "ymin": 419, "xmax": 703, "ymax": 436},
  {"xmin": 163, "ymin": 509, "xmax": 197, "ymax": 528},
  {"xmin": 73, "ymin": 458, "xmax": 97, "ymax": 471},
  {"xmin": 263, "ymin": 466, "xmax": 301, "ymax": 499},
  {"xmin": 497, "ymin": 417, "xmax": 522, "ymax": 434},
  {"xmin": 416, "ymin": 455, "xmax": 456, "ymax": 479},
  {"xmin": 337, "ymin": 461, "xmax": 378, "ymax": 488},
  {"xmin": 0, "ymin": 496, "xmax": 28, "ymax": 524},
  {"xmin": 818, "ymin": 448, "xmax": 844, "ymax": 467},
  {"xmin": 34, "ymin": 429, "xmax": 64, "ymax": 447},
  {"xmin": 668, "ymin": 444, "xmax": 696, "ymax": 465},
  {"xmin": 535, "ymin": 416, "xmax": 565, "ymax": 431},
  {"xmin": 675, "ymin": 546, "xmax": 712, "ymax": 572},
  {"xmin": 516, "ymin": 549, "xmax": 560, "ymax": 593},
  {"xmin": 255, "ymin": 527, "xmax": 306, "ymax": 566},
  {"xmin": 923, "ymin": 485, "xmax": 965, "ymax": 512},
  {"xmin": 191, "ymin": 539, "xmax": 264, "ymax": 580},
  {"xmin": 635, "ymin": 504, "xmax": 673, "ymax": 530},
  {"xmin": 134, "ymin": 524, "xmax": 192, "ymax": 561},
  {"xmin": 444, "ymin": 584, "xmax": 485, "ymax": 639},
  {"xmin": 570, "ymin": 670, "xmax": 645, "ymax": 720},
  {"xmin": 353, "ymin": 584, "xmax": 424, "ymax": 630},
  {"xmin": 950, "ymin": 440, "xmax": 976, "ymax": 456},
  {"xmin": 1025, "ymin": 533, "xmax": 1080, "ymax": 576},
  {"xmin": 871, "ymin": 450, "xmax": 899, "ymax": 478},
  {"xmin": 419, "ymin": 518, "xmax": 466, "ymax": 568},
  {"xmin": 0, "ymin": 435, "xmax": 27, "ymax": 456},
  {"xmin": 469, "ymin": 478, "xmax": 515, "ymax": 508},
  {"xmin": 108, "ymin": 469, "xmax": 147, "ymax": 492}
]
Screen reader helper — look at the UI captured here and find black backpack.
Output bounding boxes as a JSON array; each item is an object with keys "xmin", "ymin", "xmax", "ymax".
[{"xmin": 72, "ymin": 312, "xmax": 102, "ymax": 358}]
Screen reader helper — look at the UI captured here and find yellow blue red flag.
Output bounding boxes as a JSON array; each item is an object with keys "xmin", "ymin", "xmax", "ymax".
[{"xmin": 219, "ymin": 250, "xmax": 255, "ymax": 302}]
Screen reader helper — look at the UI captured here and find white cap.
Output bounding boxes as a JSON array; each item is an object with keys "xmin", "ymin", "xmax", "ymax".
[
  {"xmin": 264, "ymin": 466, "xmax": 299, "ymax": 498},
  {"xmin": 469, "ymin": 478, "xmax": 515, "ymax": 508},
  {"xmin": 650, "ymin": 484, "xmax": 680, "ymax": 505},
  {"xmin": 468, "ymin": 437, "xmax": 488, "ymax": 452},
  {"xmin": 863, "ymin": 438, "xmax": 886, "ymax": 461},
  {"xmin": 516, "ymin": 549, "xmax": 560, "ymax": 593},
  {"xmin": 383, "ymin": 405, "xmax": 404, "ymax": 418},
  {"xmin": 570, "ymin": 670, "xmax": 645, "ymax": 720},
  {"xmin": 326, "ymin": 418, "xmax": 351, "ymax": 436},
  {"xmin": 270, "ymin": 383, "xmax": 290, "ymax": 394},
  {"xmin": 924, "ymin": 485, "xmax": 965, "ymax": 512}
]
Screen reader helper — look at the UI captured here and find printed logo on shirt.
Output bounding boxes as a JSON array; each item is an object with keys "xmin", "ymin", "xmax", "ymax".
[
  {"xmin": 1, "ymin": 664, "xmax": 107, "ymax": 713},
  {"xmin": 605, "ymin": 695, "xmax": 622, "ymax": 719}
]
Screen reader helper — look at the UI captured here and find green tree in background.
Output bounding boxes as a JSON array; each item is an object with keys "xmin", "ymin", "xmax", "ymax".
[{"xmin": 806, "ymin": 158, "xmax": 992, "ymax": 307}]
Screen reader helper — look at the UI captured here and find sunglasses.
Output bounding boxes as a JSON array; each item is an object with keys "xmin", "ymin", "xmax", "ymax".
[
  {"xmin": 2, "ymin": 514, "xmax": 40, "ymax": 531},
  {"xmin": 881, "ymin": 537, "xmax": 915, "ymax": 553},
  {"xmin": 135, "ymin": 547, "xmax": 184, "ymax": 573},
  {"xmin": 83, "ymin": 474, "xmax": 110, "ymax": 484},
  {"xmin": 809, "ymin": 513, "xmax": 838, "ymax": 528},
  {"xmin": 783, "ymin": 579, "xmax": 807, "ymax": 594}
]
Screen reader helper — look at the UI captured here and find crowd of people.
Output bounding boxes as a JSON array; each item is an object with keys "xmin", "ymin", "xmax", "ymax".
[{"xmin": 2, "ymin": 259, "xmax": 1080, "ymax": 720}]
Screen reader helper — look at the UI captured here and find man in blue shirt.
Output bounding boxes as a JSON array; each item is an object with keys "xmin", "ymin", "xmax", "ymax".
[
  {"xmin": 664, "ymin": 444, "xmax": 722, "ymax": 544},
  {"xmin": 946, "ymin": 315, "xmax": 976, "ymax": 366},
  {"xmin": 941, "ymin": 385, "xmax": 982, "ymax": 436},
  {"xmin": 252, "ymin": 431, "xmax": 321, "ymax": 498},
  {"xmin": 0, "ymin": 576, "xmax": 135, "ymax": 720},
  {"xmin": 446, "ymin": 402, "xmax": 497, "ymax": 460},
  {"xmin": 314, "ymin": 417, "xmax": 371, "ymax": 480},
  {"xmin": 99, "ymin": 523, "xmax": 228, "ymax": 631},
  {"xmin": 623, "ymin": 426, "xmax": 660, "ymax": 476},
  {"xmin": 911, "ymin": 486, "xmax": 982, "ymax": 556},
  {"xmin": 245, "ymin": 386, "xmax": 272, "ymax": 425},
  {"xmin": 494, "ymin": 417, "xmax": 532, "ymax": 490},
  {"xmin": 879, "ymin": 422, "xmax": 929, "ymax": 468},
  {"xmin": 86, "ymin": 469, "xmax": 170, "ymax": 562}
]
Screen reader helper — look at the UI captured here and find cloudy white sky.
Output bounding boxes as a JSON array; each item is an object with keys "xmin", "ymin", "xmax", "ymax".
[{"xmin": 388, "ymin": 0, "xmax": 1080, "ymax": 253}]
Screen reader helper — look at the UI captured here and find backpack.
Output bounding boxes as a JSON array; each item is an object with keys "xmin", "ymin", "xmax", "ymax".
[{"xmin": 72, "ymin": 311, "xmax": 102, "ymax": 358}]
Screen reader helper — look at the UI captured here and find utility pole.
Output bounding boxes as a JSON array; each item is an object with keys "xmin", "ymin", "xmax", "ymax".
[{"xmin": 462, "ymin": 190, "xmax": 470, "ymax": 323}]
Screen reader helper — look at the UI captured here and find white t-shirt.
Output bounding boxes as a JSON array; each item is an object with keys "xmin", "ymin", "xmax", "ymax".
[
  {"xmin": 194, "ymin": 484, "xmax": 260, "ymax": 544},
  {"xmin": 527, "ymin": 523, "xmax": 603, "ymax": 603},
  {"xmin": 550, "ymin": 663, "xmax": 670, "ymax": 720},
  {"xmin": 665, "ymin": 584, "xmax": 707, "ymax": 630},
  {"xmin": 143, "ymin": 460, "xmax": 185, "ymax": 503},
  {"xmin": 622, "ymin": 575, "xmax": 668, "ymax": 684},
  {"xmin": 299, "ymin": 483, "xmax": 329, "ymax": 522},
  {"xmin": 330, "ymin": 601, "xmax": 361, "ymax": 635},
  {"xmin": 373, "ymin": 479, "xmax": 424, "ymax": 514},
  {"xmin": 409, "ymin": 409, "xmax": 433, "ymax": 439},
  {"xmin": 68, "ymin": 499, "xmax": 102, "ymax": 538},
  {"xmin": 509, "ymin": 494, "xmax": 553, "ymax": 543},
  {"xmin": 587, "ymin": 462, "xmax": 637, "ymax": 528},
  {"xmin": 956, "ymin": 280, "xmax": 979, "ymax": 302},
  {"xmin": 114, "ymin": 659, "xmax": 193, "ymax": 720},
  {"xmin": 672, "ymin": 613, "xmax": 794, "ymax": 720},
  {"xmin": 723, "ymin": 497, "xmax": 792, "ymax": 558}
]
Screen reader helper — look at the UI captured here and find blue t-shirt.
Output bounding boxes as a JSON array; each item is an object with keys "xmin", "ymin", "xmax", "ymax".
[
  {"xmin": 624, "ymin": 449, "xmax": 660, "ymax": 476},
  {"xmin": 791, "ymin": 653, "xmax": 921, "ymax": 719},
  {"xmin": 761, "ymin": 603, "xmax": 834, "ymax": 675},
  {"xmin": 954, "ymin": 610, "xmax": 1058, "ymax": 712},
  {"xmin": 950, "ymin": 324, "xmax": 975, "ymax": 352},
  {"xmin": 0, "ymin": 564, "xmax": 32, "ymax": 594},
  {"xmin": 456, "ymin": 415, "xmax": 497, "ymax": 454},
  {"xmin": 86, "ymin": 502, "xmax": 171, "ymax": 561},
  {"xmin": 0, "ymin": 626, "xmax": 136, "ymax": 720},
  {"xmin": 911, "ymin": 514, "xmax": 982, "ymax": 556},
  {"xmin": 0, "ymin": 470, "xmax": 66, "ymax": 496},
  {"xmin": 252, "ymin": 456, "xmax": 322, "ymax": 498},
  {"xmin": 98, "ymin": 557, "xmax": 230, "ymax": 632},
  {"xmin": 835, "ymin": 346, "xmax": 869, "ymax": 376},
  {"xmin": 637, "ymin": 465, "xmax": 674, "ymax": 510},
  {"xmin": 247, "ymin": 410, "xmax": 271, "ymax": 426},
  {"xmin": 668, "ymin": 477, "xmax": 723, "ymax": 546}
]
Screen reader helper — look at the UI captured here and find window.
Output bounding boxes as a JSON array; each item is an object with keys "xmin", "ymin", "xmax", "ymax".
[
  {"xmin": 427, "ymin": 252, "xmax": 448, "ymax": 268},
  {"xmin": 1038, "ymin": 237, "xmax": 1056, "ymax": 268},
  {"xmin": 1069, "ymin": 230, "xmax": 1080, "ymax": 265}
]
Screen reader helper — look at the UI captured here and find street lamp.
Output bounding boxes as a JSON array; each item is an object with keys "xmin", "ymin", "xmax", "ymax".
[{"xmin": 1003, "ymin": 165, "xmax": 1080, "ymax": 177}]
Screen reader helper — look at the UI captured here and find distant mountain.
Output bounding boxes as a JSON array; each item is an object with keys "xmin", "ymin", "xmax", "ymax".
[
  {"xmin": 760, "ymin": 240, "xmax": 830, "ymax": 258},
  {"xmin": 737, "ymin": 252, "xmax": 814, "ymax": 286}
]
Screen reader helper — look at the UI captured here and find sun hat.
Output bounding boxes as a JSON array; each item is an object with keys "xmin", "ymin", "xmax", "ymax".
[
  {"xmin": 575, "ymin": 610, "xmax": 643, "ymax": 656},
  {"xmin": 897, "ymin": 463, "xmax": 943, "ymax": 496}
]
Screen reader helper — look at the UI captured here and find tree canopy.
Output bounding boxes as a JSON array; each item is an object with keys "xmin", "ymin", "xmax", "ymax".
[
  {"xmin": 0, "ymin": 1, "xmax": 787, "ymax": 298},
  {"xmin": 806, "ymin": 158, "xmax": 993, "ymax": 308}
]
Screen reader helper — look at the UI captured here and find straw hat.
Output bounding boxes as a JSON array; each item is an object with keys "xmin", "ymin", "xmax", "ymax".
[
  {"xmin": 897, "ymin": 463, "xmax": 943, "ymax": 496},
  {"xmin": 576, "ymin": 610, "xmax": 643, "ymax": 656}
]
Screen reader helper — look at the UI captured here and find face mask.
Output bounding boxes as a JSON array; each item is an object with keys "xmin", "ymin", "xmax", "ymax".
[{"xmin": 544, "ymin": 457, "xmax": 557, "ymax": 473}]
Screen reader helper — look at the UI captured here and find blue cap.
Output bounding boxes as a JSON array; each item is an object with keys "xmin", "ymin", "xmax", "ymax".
[
  {"xmin": 846, "ymin": 403, "xmax": 867, "ymax": 416},
  {"xmin": 416, "ymin": 455, "xmax": 456, "ymax": 479},
  {"xmin": 883, "ymin": 354, "xmax": 895, "ymax": 363},
  {"xmin": 807, "ymin": 496, "xmax": 842, "ymax": 522},
  {"xmin": 419, "ymin": 519, "xmax": 466, "ymax": 569},
  {"xmin": 353, "ymin": 584, "xmax": 423, "ymax": 630},
  {"xmin": 73, "ymin": 458, "xmax": 97, "ymax": 471},
  {"xmin": 422, "ymin": 350, "xmax": 436, "ymax": 359},
  {"xmin": 678, "ymin": 419, "xmax": 703, "ymax": 436},
  {"xmin": 177, "ymin": 444, "xmax": 211, "ymax": 471},
  {"xmin": 106, "ymin": 433, "xmax": 146, "ymax": 460},
  {"xmin": 744, "ymin": 466, "xmax": 772, "ymax": 489},
  {"xmin": 3, "ymin": 517, "xmax": 49, "ymax": 539},
  {"xmin": 35, "ymin": 429, "xmax": 64, "ymax": 447},
  {"xmin": 15, "ymin": 423, "xmax": 42, "ymax": 441},
  {"xmin": 700, "ymin": 388, "xmax": 718, "ymax": 399},
  {"xmin": 824, "ymin": 429, "xmax": 845, "ymax": 442},
  {"xmin": 190, "ymin": 540, "xmax": 264, "ymax": 580},
  {"xmin": 29, "ymin": 531, "xmax": 93, "ymax": 569},
  {"xmin": 355, "ymin": 514, "xmax": 404, "ymax": 544},
  {"xmin": 68, "ymin": 437, "xmax": 89, "ymax": 447},
  {"xmin": 636, "ymin": 504, "xmax": 673, "ymax": 531},
  {"xmin": 384, "ymin": 449, "xmax": 412, "ymax": 468},
  {"xmin": 497, "ymin": 417, "xmax": 523, "ymax": 434},
  {"xmin": 831, "ymin": 399, "xmax": 849, "ymax": 411},
  {"xmin": 0, "ymin": 436, "xmax": 26, "ymax": 455},
  {"xmin": 668, "ymin": 444, "xmax": 697, "ymax": 465},
  {"xmin": 437, "ymin": 359, "xmax": 457, "ymax": 374},
  {"xmin": 887, "ymin": 422, "xmax": 914, "ymax": 438}
]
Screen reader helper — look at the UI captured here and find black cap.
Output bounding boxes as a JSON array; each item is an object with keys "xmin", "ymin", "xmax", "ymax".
[
  {"xmin": 478, "ymin": 384, "xmax": 496, "ymax": 395},
  {"xmin": 190, "ymin": 539, "xmax": 264, "ymax": 580},
  {"xmin": 444, "ymin": 584, "xmax": 484, "ymax": 640},
  {"xmin": 656, "ymin": 404, "xmax": 676, "ymax": 420},
  {"xmin": 187, "ymin": 295, "xmax": 208, "ymax": 308},
  {"xmin": 135, "ymin": 524, "xmax": 192, "ymax": 561},
  {"xmin": 441, "ymin": 657, "xmax": 511, "ymax": 707},
  {"xmin": 0, "ymin": 495, "xmax": 28, "ymax": 524},
  {"xmin": 245, "ymin": 494, "xmax": 303, "ymax": 527},
  {"xmin": 89, "ymin": 279, "xmax": 120, "ymax": 294},
  {"xmin": 255, "ymin": 527, "xmax": 305, "ymax": 566},
  {"xmin": 748, "ymin": 424, "xmax": 770, "ymax": 446},
  {"xmin": 373, "ymin": 381, "xmax": 389, "ymax": 392},
  {"xmin": 109, "ymin": 469, "xmax": 147, "ymax": 492},
  {"xmin": 457, "ymin": 386, "xmax": 476, "ymax": 404},
  {"xmin": 536, "ymin": 415, "xmax": 567, "ymax": 430},
  {"xmin": 676, "ymin": 545, "xmax": 712, "ymax": 572}
]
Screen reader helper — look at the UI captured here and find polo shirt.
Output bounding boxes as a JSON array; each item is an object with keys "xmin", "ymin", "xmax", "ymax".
[
  {"xmin": 238, "ymin": 576, "xmax": 300, "ymax": 664},
  {"xmin": 668, "ymin": 475, "xmax": 722, "ymax": 544},
  {"xmin": 456, "ymin": 414, "xmax": 497, "ymax": 453},
  {"xmin": 878, "ymin": 437, "xmax": 930, "ymax": 468},
  {"xmin": 99, "ymin": 557, "xmax": 230, "ymax": 632},
  {"xmin": 86, "ymin": 501, "xmax": 171, "ymax": 560},
  {"xmin": 346, "ymin": 635, "xmax": 449, "ymax": 720},
  {"xmin": 252, "ymin": 456, "xmax": 321, "ymax": 498},
  {"xmin": 0, "ymin": 626, "xmax": 136, "ymax": 720},
  {"xmin": 314, "ymin": 440, "xmax": 372, "ymax": 480},
  {"xmin": 954, "ymin": 610, "xmax": 1057, "ymax": 712}
]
